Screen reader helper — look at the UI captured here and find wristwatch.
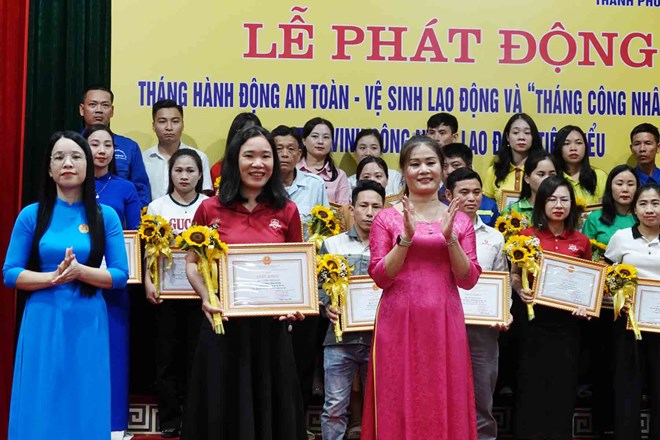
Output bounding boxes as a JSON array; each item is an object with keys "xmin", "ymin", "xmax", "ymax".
[{"xmin": 396, "ymin": 234, "xmax": 413, "ymax": 247}]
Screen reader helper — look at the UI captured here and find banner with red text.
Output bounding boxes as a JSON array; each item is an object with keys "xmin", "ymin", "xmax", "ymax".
[{"xmin": 111, "ymin": 0, "xmax": 660, "ymax": 175}]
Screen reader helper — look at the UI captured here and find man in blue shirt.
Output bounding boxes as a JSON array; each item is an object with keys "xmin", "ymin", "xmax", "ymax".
[
  {"xmin": 630, "ymin": 123, "xmax": 660, "ymax": 185},
  {"xmin": 439, "ymin": 143, "xmax": 500, "ymax": 227},
  {"xmin": 80, "ymin": 85, "xmax": 151, "ymax": 207}
]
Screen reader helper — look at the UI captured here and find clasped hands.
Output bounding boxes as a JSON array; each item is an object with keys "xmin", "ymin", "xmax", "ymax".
[{"xmin": 52, "ymin": 247, "xmax": 82, "ymax": 285}]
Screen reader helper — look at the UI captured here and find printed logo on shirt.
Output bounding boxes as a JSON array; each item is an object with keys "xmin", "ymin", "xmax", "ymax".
[
  {"xmin": 211, "ymin": 218, "xmax": 221, "ymax": 230},
  {"xmin": 78, "ymin": 224, "xmax": 89, "ymax": 234},
  {"xmin": 269, "ymin": 219, "xmax": 282, "ymax": 230},
  {"xmin": 114, "ymin": 149, "xmax": 128, "ymax": 161},
  {"xmin": 568, "ymin": 244, "xmax": 579, "ymax": 253}
]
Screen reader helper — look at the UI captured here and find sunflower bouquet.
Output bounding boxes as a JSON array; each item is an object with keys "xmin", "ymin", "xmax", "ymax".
[
  {"xmin": 605, "ymin": 263, "xmax": 640, "ymax": 340},
  {"xmin": 176, "ymin": 224, "xmax": 229, "ymax": 335},
  {"xmin": 504, "ymin": 234, "xmax": 543, "ymax": 320},
  {"xmin": 139, "ymin": 212, "xmax": 175, "ymax": 298},
  {"xmin": 590, "ymin": 239, "xmax": 607, "ymax": 262},
  {"xmin": 317, "ymin": 253, "xmax": 352, "ymax": 342},
  {"xmin": 494, "ymin": 209, "xmax": 529, "ymax": 240},
  {"xmin": 308, "ymin": 205, "xmax": 341, "ymax": 251}
]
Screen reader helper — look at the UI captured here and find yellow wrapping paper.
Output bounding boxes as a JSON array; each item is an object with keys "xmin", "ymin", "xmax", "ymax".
[
  {"xmin": 323, "ymin": 278, "xmax": 348, "ymax": 342},
  {"xmin": 521, "ymin": 267, "xmax": 535, "ymax": 321},
  {"xmin": 199, "ymin": 257, "xmax": 224, "ymax": 335},
  {"xmin": 613, "ymin": 283, "xmax": 641, "ymax": 340}
]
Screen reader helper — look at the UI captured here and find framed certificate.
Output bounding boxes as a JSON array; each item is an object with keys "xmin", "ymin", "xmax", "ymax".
[
  {"xmin": 532, "ymin": 251, "xmax": 607, "ymax": 317},
  {"xmin": 341, "ymin": 275, "xmax": 383, "ymax": 332},
  {"xmin": 158, "ymin": 249, "xmax": 198, "ymax": 300},
  {"xmin": 459, "ymin": 271, "xmax": 511, "ymax": 326},
  {"xmin": 628, "ymin": 278, "xmax": 660, "ymax": 334},
  {"xmin": 499, "ymin": 190, "xmax": 521, "ymax": 211},
  {"xmin": 219, "ymin": 243, "xmax": 319, "ymax": 317},
  {"xmin": 100, "ymin": 230, "xmax": 142, "ymax": 284}
]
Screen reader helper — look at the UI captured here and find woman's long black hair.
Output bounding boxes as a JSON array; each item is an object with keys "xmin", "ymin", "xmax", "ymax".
[
  {"xmin": 599, "ymin": 165, "xmax": 638, "ymax": 226},
  {"xmin": 493, "ymin": 113, "xmax": 544, "ymax": 188},
  {"xmin": 552, "ymin": 125, "xmax": 598, "ymax": 195},
  {"xmin": 218, "ymin": 126, "xmax": 289, "ymax": 209},
  {"xmin": 27, "ymin": 131, "xmax": 105, "ymax": 297}
]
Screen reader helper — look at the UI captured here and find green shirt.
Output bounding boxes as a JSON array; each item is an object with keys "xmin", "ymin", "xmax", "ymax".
[
  {"xmin": 502, "ymin": 198, "xmax": 533, "ymax": 225},
  {"xmin": 581, "ymin": 209, "xmax": 636, "ymax": 245},
  {"xmin": 563, "ymin": 168, "xmax": 608, "ymax": 205}
]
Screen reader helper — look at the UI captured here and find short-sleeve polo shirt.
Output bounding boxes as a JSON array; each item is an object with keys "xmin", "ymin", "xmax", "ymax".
[{"xmin": 605, "ymin": 226, "xmax": 660, "ymax": 279}]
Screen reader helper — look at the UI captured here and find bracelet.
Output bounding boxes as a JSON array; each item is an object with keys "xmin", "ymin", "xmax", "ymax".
[
  {"xmin": 446, "ymin": 232, "xmax": 459, "ymax": 247},
  {"xmin": 396, "ymin": 234, "xmax": 413, "ymax": 247}
]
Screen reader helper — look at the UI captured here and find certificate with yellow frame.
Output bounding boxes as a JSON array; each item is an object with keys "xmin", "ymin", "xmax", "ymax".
[
  {"xmin": 101, "ymin": 230, "xmax": 142, "ymax": 284},
  {"xmin": 219, "ymin": 243, "xmax": 319, "ymax": 317},
  {"xmin": 341, "ymin": 275, "xmax": 383, "ymax": 333},
  {"xmin": 498, "ymin": 190, "xmax": 521, "ymax": 212},
  {"xmin": 627, "ymin": 278, "xmax": 660, "ymax": 334},
  {"xmin": 532, "ymin": 251, "xmax": 607, "ymax": 318},
  {"xmin": 158, "ymin": 248, "xmax": 199, "ymax": 300},
  {"xmin": 459, "ymin": 271, "xmax": 511, "ymax": 326}
]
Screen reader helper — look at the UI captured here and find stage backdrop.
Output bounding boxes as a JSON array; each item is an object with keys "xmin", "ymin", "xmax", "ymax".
[{"xmin": 111, "ymin": 0, "xmax": 660, "ymax": 177}]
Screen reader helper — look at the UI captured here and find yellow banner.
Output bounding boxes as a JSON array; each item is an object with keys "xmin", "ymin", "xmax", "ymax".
[{"xmin": 111, "ymin": 0, "xmax": 660, "ymax": 176}]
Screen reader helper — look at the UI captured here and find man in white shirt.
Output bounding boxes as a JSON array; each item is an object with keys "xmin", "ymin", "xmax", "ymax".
[
  {"xmin": 142, "ymin": 99, "xmax": 212, "ymax": 200},
  {"xmin": 445, "ymin": 167, "xmax": 509, "ymax": 440}
]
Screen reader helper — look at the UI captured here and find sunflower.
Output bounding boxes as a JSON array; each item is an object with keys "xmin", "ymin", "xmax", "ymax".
[
  {"xmin": 510, "ymin": 245, "xmax": 531, "ymax": 265},
  {"xmin": 311, "ymin": 205, "xmax": 334, "ymax": 221},
  {"xmin": 138, "ymin": 221, "xmax": 157, "ymax": 240},
  {"xmin": 590, "ymin": 239, "xmax": 607, "ymax": 251},
  {"xmin": 181, "ymin": 225, "xmax": 212, "ymax": 248},
  {"xmin": 509, "ymin": 210, "xmax": 524, "ymax": 232},
  {"xmin": 505, "ymin": 235, "xmax": 525, "ymax": 249},
  {"xmin": 324, "ymin": 217, "xmax": 341, "ymax": 235},
  {"xmin": 495, "ymin": 217, "xmax": 510, "ymax": 235},
  {"xmin": 321, "ymin": 254, "xmax": 341, "ymax": 274},
  {"xmin": 174, "ymin": 235, "xmax": 184, "ymax": 248},
  {"xmin": 156, "ymin": 219, "xmax": 173, "ymax": 240},
  {"xmin": 575, "ymin": 198, "xmax": 587, "ymax": 210},
  {"xmin": 615, "ymin": 264, "xmax": 637, "ymax": 280},
  {"xmin": 606, "ymin": 265, "xmax": 617, "ymax": 277}
]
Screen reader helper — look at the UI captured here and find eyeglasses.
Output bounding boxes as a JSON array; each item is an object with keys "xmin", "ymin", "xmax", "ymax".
[
  {"xmin": 51, "ymin": 152, "xmax": 86, "ymax": 164},
  {"xmin": 545, "ymin": 197, "xmax": 571, "ymax": 206}
]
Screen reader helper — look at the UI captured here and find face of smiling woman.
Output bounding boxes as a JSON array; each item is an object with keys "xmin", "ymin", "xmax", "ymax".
[
  {"xmin": 49, "ymin": 137, "xmax": 87, "ymax": 191},
  {"xmin": 403, "ymin": 144, "xmax": 442, "ymax": 196},
  {"xmin": 238, "ymin": 135, "xmax": 274, "ymax": 193}
]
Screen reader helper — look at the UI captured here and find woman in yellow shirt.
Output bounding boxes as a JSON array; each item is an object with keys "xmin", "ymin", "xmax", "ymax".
[
  {"xmin": 551, "ymin": 125, "xmax": 607, "ymax": 205},
  {"xmin": 483, "ymin": 113, "xmax": 545, "ymax": 204}
]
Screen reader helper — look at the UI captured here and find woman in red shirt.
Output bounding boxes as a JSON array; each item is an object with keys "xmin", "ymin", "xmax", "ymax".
[
  {"xmin": 512, "ymin": 175, "xmax": 592, "ymax": 440},
  {"xmin": 181, "ymin": 126, "xmax": 307, "ymax": 440}
]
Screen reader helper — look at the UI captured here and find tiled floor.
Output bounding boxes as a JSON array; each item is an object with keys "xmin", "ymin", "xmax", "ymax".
[{"xmin": 126, "ymin": 398, "xmax": 651, "ymax": 439}]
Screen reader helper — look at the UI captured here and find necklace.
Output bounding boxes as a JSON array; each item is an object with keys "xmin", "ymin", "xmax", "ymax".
[
  {"xmin": 96, "ymin": 175, "xmax": 111, "ymax": 199},
  {"xmin": 414, "ymin": 203, "xmax": 441, "ymax": 234}
]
